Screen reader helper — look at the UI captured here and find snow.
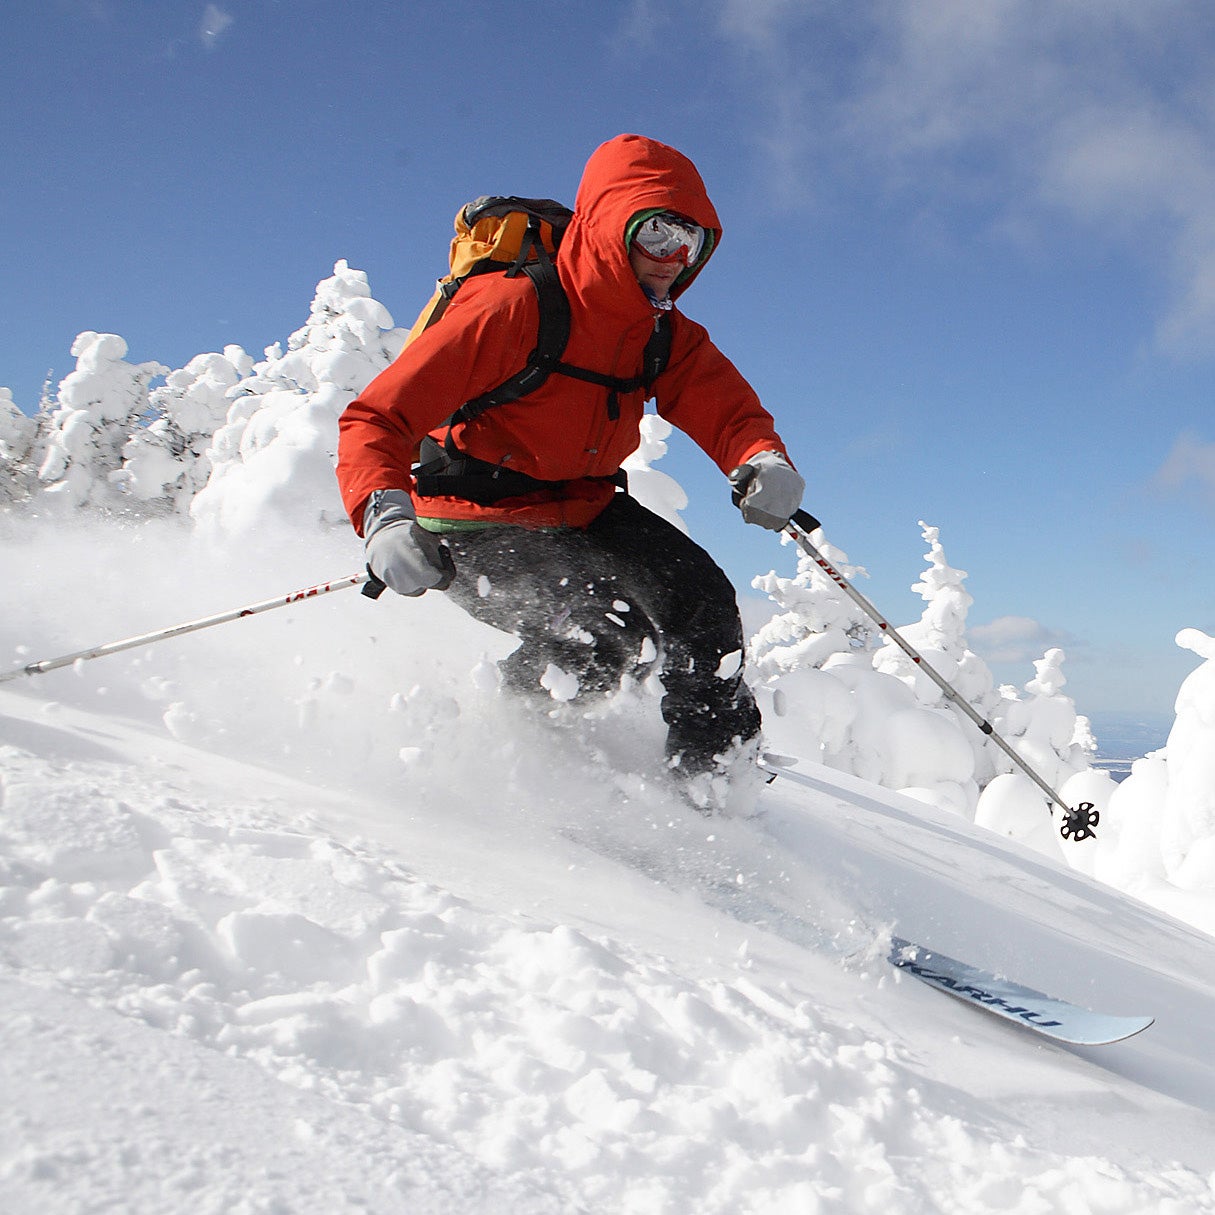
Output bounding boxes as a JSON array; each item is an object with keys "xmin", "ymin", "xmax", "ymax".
[{"xmin": 4, "ymin": 265, "xmax": 1215, "ymax": 1211}]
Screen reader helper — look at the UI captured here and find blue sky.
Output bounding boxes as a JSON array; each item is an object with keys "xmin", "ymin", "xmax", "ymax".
[{"xmin": 4, "ymin": 0, "xmax": 1214, "ymax": 721}]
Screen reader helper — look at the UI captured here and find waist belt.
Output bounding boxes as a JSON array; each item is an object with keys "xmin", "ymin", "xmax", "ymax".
[{"xmin": 413, "ymin": 435, "xmax": 626, "ymax": 506}]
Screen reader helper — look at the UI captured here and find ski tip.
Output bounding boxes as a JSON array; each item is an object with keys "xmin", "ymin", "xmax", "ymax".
[
  {"xmin": 760, "ymin": 751, "xmax": 798, "ymax": 770},
  {"xmin": 887, "ymin": 936, "xmax": 1154, "ymax": 1046}
]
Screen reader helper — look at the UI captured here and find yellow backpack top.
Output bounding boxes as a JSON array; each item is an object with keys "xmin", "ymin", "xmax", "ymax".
[{"xmin": 404, "ymin": 196, "xmax": 573, "ymax": 347}]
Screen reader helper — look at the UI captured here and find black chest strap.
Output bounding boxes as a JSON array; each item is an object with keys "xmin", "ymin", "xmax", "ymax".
[
  {"xmin": 445, "ymin": 257, "xmax": 671, "ymax": 439},
  {"xmin": 417, "ymin": 246, "xmax": 672, "ymax": 502}
]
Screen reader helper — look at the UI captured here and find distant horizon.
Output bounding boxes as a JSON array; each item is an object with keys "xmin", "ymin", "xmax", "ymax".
[{"xmin": 1083, "ymin": 709, "xmax": 1172, "ymax": 763}]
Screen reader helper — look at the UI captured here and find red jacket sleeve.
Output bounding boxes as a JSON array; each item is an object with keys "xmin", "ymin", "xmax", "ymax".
[
  {"xmin": 653, "ymin": 314, "xmax": 791, "ymax": 474},
  {"xmin": 336, "ymin": 278, "xmax": 539, "ymax": 532}
]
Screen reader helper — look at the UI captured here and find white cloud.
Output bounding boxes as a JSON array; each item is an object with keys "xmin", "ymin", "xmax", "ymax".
[
  {"xmin": 199, "ymin": 4, "xmax": 234, "ymax": 50},
  {"xmin": 617, "ymin": 0, "xmax": 673, "ymax": 52},
  {"xmin": 1153, "ymin": 430, "xmax": 1215, "ymax": 504},
  {"xmin": 709, "ymin": 0, "xmax": 1215, "ymax": 354},
  {"xmin": 970, "ymin": 615, "xmax": 1074, "ymax": 664},
  {"xmin": 60, "ymin": 0, "xmax": 116, "ymax": 20}
]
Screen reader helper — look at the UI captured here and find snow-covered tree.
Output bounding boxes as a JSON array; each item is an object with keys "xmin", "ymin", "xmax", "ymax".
[
  {"xmin": 747, "ymin": 532, "xmax": 881, "ymax": 782},
  {"xmin": 749, "ymin": 520, "xmax": 1093, "ymax": 825},
  {"xmin": 116, "ymin": 346, "xmax": 254, "ymax": 512},
  {"xmin": 0, "ymin": 388, "xmax": 33, "ymax": 460},
  {"xmin": 36, "ymin": 332, "xmax": 167, "ymax": 511},
  {"xmin": 191, "ymin": 261, "xmax": 407, "ymax": 535},
  {"xmin": 985, "ymin": 648, "xmax": 1095, "ymax": 792},
  {"xmin": 974, "ymin": 649, "xmax": 1103, "ymax": 860},
  {"xmin": 1157, "ymin": 629, "xmax": 1215, "ymax": 884},
  {"xmin": 1083, "ymin": 631, "xmax": 1215, "ymax": 894},
  {"xmin": 621, "ymin": 413, "xmax": 689, "ymax": 531},
  {"xmin": 872, "ymin": 523, "xmax": 995, "ymax": 713},
  {"xmin": 0, "ymin": 387, "xmax": 42, "ymax": 505},
  {"xmin": 870, "ymin": 522, "xmax": 1014, "ymax": 796},
  {"xmin": 750, "ymin": 533, "xmax": 876, "ymax": 677}
]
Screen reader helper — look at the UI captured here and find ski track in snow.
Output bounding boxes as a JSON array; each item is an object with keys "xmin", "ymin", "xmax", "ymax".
[{"xmin": 4, "ymin": 686, "xmax": 1215, "ymax": 1214}]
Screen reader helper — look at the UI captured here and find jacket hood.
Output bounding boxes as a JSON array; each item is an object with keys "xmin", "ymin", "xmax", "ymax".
[{"xmin": 559, "ymin": 134, "xmax": 722, "ymax": 313}]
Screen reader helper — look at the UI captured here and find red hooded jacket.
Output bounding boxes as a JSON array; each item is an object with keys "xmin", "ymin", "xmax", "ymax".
[{"xmin": 336, "ymin": 134, "xmax": 789, "ymax": 533}]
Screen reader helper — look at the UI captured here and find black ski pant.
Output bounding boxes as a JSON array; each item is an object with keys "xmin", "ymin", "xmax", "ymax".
[{"xmin": 442, "ymin": 493, "xmax": 760, "ymax": 771}]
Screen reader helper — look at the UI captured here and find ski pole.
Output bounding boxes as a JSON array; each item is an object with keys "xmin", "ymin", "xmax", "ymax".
[
  {"xmin": 734, "ymin": 477, "xmax": 1098, "ymax": 841},
  {"xmin": 0, "ymin": 568, "xmax": 388, "ymax": 686},
  {"xmin": 783, "ymin": 509, "xmax": 1097, "ymax": 842}
]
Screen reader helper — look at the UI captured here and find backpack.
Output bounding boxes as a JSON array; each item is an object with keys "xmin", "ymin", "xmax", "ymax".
[{"xmin": 407, "ymin": 196, "xmax": 672, "ymax": 504}]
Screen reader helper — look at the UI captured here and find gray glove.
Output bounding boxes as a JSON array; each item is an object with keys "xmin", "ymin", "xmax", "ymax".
[
  {"xmin": 363, "ymin": 489, "xmax": 456, "ymax": 597},
  {"xmin": 730, "ymin": 450, "xmax": 805, "ymax": 530}
]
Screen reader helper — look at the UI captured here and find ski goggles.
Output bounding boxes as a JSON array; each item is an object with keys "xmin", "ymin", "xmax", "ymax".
[{"xmin": 631, "ymin": 213, "xmax": 706, "ymax": 267}]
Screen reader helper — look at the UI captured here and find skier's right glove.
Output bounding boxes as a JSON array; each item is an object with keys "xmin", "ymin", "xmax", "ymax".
[
  {"xmin": 363, "ymin": 489, "xmax": 456, "ymax": 598},
  {"xmin": 729, "ymin": 451, "xmax": 805, "ymax": 531}
]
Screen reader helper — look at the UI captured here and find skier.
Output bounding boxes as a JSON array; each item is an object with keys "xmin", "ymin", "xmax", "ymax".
[{"xmin": 336, "ymin": 134, "xmax": 804, "ymax": 807}]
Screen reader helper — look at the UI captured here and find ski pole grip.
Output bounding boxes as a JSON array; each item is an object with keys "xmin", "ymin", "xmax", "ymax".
[
  {"xmin": 362, "ymin": 566, "xmax": 388, "ymax": 599},
  {"xmin": 728, "ymin": 463, "xmax": 755, "ymax": 508},
  {"xmin": 727, "ymin": 465, "xmax": 821, "ymax": 533}
]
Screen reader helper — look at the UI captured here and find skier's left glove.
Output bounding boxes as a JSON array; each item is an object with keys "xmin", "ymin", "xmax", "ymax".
[
  {"xmin": 729, "ymin": 451, "xmax": 805, "ymax": 531},
  {"xmin": 363, "ymin": 489, "xmax": 456, "ymax": 597}
]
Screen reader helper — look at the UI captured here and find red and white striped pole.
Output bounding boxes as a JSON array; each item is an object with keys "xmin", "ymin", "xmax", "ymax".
[{"xmin": 0, "ymin": 569, "xmax": 384, "ymax": 686}]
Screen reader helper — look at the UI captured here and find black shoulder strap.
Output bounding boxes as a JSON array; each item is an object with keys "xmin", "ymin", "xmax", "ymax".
[
  {"xmin": 444, "ymin": 252, "xmax": 570, "ymax": 440},
  {"xmin": 442, "ymin": 245, "xmax": 673, "ymax": 445}
]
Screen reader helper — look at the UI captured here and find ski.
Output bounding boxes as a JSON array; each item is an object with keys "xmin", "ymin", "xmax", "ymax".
[
  {"xmin": 762, "ymin": 760, "xmax": 1154, "ymax": 1045},
  {"xmin": 887, "ymin": 937, "xmax": 1153, "ymax": 1045}
]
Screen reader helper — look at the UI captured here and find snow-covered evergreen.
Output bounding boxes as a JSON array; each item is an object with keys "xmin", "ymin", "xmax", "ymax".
[
  {"xmin": 118, "ymin": 346, "xmax": 254, "ymax": 512},
  {"xmin": 0, "ymin": 387, "xmax": 41, "ymax": 505},
  {"xmin": 191, "ymin": 260, "xmax": 407, "ymax": 536},
  {"xmin": 35, "ymin": 332, "xmax": 168, "ymax": 511},
  {"xmin": 750, "ymin": 521, "xmax": 1092, "ymax": 835}
]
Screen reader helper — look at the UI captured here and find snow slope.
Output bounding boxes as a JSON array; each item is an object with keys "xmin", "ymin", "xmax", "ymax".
[{"xmin": 4, "ymin": 663, "xmax": 1215, "ymax": 1212}]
